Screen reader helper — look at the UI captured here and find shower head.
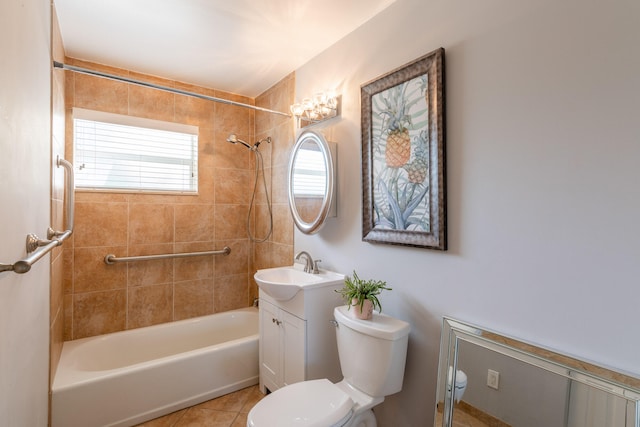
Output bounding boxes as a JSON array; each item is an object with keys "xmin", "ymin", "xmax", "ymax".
[
  {"xmin": 226, "ymin": 133, "xmax": 253, "ymax": 150},
  {"xmin": 226, "ymin": 133, "xmax": 271, "ymax": 151}
]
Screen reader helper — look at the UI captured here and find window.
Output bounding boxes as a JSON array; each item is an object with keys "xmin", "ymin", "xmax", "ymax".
[{"xmin": 73, "ymin": 108, "xmax": 198, "ymax": 193}]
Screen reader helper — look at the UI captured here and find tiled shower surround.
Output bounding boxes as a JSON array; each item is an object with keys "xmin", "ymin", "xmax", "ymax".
[{"xmin": 63, "ymin": 58, "xmax": 294, "ymax": 340}]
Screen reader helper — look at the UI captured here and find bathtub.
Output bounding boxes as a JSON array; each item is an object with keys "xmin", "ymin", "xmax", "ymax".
[{"xmin": 52, "ymin": 307, "xmax": 259, "ymax": 427}]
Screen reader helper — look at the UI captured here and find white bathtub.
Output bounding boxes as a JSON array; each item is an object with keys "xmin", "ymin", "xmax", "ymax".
[{"xmin": 52, "ymin": 307, "xmax": 259, "ymax": 427}]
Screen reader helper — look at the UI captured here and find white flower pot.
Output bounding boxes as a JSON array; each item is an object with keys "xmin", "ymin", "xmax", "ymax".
[{"xmin": 351, "ymin": 298, "xmax": 373, "ymax": 320}]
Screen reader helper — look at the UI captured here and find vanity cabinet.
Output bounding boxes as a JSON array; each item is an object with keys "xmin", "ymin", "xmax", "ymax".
[
  {"xmin": 258, "ymin": 279, "xmax": 344, "ymax": 394},
  {"xmin": 259, "ymin": 299, "xmax": 305, "ymax": 390}
]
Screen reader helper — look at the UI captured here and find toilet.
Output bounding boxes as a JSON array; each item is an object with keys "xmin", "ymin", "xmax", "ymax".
[
  {"xmin": 447, "ymin": 367, "xmax": 467, "ymax": 403},
  {"xmin": 247, "ymin": 305, "xmax": 410, "ymax": 427}
]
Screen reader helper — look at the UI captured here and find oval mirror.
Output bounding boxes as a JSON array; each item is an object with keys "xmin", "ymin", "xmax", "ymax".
[{"xmin": 288, "ymin": 130, "xmax": 336, "ymax": 235}]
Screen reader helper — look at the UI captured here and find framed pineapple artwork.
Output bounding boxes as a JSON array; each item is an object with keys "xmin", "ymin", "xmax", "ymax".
[{"xmin": 361, "ymin": 48, "xmax": 446, "ymax": 250}]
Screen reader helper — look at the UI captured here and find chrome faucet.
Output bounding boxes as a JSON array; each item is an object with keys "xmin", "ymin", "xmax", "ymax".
[{"xmin": 295, "ymin": 251, "xmax": 320, "ymax": 274}]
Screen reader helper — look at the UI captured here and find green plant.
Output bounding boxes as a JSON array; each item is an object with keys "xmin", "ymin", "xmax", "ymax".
[{"xmin": 336, "ymin": 271, "xmax": 392, "ymax": 313}]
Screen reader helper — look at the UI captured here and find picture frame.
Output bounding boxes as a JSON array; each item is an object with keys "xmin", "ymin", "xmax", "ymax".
[{"xmin": 361, "ymin": 48, "xmax": 446, "ymax": 250}]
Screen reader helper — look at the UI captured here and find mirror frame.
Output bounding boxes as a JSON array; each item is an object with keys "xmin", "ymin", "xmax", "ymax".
[
  {"xmin": 435, "ymin": 317, "xmax": 640, "ymax": 427},
  {"xmin": 287, "ymin": 130, "xmax": 336, "ymax": 235}
]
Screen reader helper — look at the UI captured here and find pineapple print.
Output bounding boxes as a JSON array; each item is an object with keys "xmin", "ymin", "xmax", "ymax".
[
  {"xmin": 404, "ymin": 131, "xmax": 429, "ymax": 184},
  {"xmin": 379, "ymin": 84, "xmax": 412, "ymax": 168},
  {"xmin": 386, "ymin": 127, "xmax": 411, "ymax": 168}
]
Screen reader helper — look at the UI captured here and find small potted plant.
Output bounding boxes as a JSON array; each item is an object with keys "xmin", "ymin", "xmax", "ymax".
[{"xmin": 336, "ymin": 271, "xmax": 392, "ymax": 320}]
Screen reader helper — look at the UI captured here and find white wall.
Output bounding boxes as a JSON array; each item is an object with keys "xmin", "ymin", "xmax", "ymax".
[
  {"xmin": 294, "ymin": 0, "xmax": 640, "ymax": 425},
  {"xmin": 0, "ymin": 0, "xmax": 52, "ymax": 425}
]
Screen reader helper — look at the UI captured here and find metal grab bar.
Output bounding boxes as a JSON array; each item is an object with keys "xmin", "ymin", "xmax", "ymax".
[
  {"xmin": 52, "ymin": 157, "xmax": 75, "ymax": 235},
  {"xmin": 0, "ymin": 156, "xmax": 75, "ymax": 274},
  {"xmin": 104, "ymin": 247, "xmax": 231, "ymax": 265}
]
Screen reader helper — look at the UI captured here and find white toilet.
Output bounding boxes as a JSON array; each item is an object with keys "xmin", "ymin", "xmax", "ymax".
[
  {"xmin": 447, "ymin": 367, "xmax": 467, "ymax": 403},
  {"xmin": 247, "ymin": 305, "xmax": 410, "ymax": 427}
]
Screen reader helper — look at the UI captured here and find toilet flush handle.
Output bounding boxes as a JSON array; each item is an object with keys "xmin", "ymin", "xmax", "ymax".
[{"xmin": 329, "ymin": 320, "xmax": 339, "ymax": 328}]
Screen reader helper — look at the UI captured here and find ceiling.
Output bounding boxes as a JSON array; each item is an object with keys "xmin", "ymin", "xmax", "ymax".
[{"xmin": 55, "ymin": 0, "xmax": 396, "ymax": 98}]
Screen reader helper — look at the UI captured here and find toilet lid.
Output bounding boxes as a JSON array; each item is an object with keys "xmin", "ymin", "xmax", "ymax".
[{"xmin": 248, "ymin": 379, "xmax": 353, "ymax": 427}]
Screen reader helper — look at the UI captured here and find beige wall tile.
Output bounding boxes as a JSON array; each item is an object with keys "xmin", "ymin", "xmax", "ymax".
[
  {"xmin": 73, "ymin": 73, "xmax": 128, "ymax": 114},
  {"xmin": 196, "ymin": 168, "xmax": 216, "ymax": 204},
  {"xmin": 175, "ymin": 204, "xmax": 214, "ymax": 243},
  {"xmin": 63, "ymin": 294, "xmax": 73, "ymax": 341},
  {"xmin": 74, "ymin": 202, "xmax": 128, "ymax": 248},
  {"xmin": 214, "ymin": 168, "xmax": 253, "ymax": 205},
  {"xmin": 64, "ymin": 72, "xmax": 75, "ymax": 108},
  {"xmin": 214, "ymin": 103, "xmax": 254, "ymax": 136},
  {"xmin": 215, "ymin": 204, "xmax": 250, "ymax": 241},
  {"xmin": 254, "ymin": 110, "xmax": 271, "ymax": 137},
  {"xmin": 129, "ymin": 204, "xmax": 174, "ymax": 245},
  {"xmin": 127, "ymin": 284, "xmax": 173, "ymax": 329},
  {"xmin": 128, "ymin": 84, "xmax": 175, "ymax": 122},
  {"xmin": 75, "ymin": 192, "xmax": 129, "ymax": 203},
  {"xmin": 253, "ymin": 241, "xmax": 271, "ymax": 271},
  {"xmin": 271, "ymin": 165, "xmax": 289, "ymax": 205},
  {"xmin": 214, "ymin": 273, "xmax": 249, "ymax": 312},
  {"xmin": 127, "ymin": 243, "xmax": 174, "ymax": 287},
  {"xmin": 128, "ymin": 193, "xmax": 177, "ymax": 205},
  {"xmin": 173, "ymin": 241, "xmax": 216, "ymax": 282},
  {"xmin": 175, "ymin": 94, "xmax": 215, "ymax": 127},
  {"xmin": 63, "ymin": 246, "xmax": 73, "ymax": 294},
  {"xmin": 271, "ymin": 242, "xmax": 294, "ymax": 268},
  {"xmin": 198, "ymin": 127, "xmax": 216, "ymax": 169},
  {"xmin": 213, "ymin": 130, "xmax": 252, "ymax": 170},
  {"xmin": 74, "ymin": 246, "xmax": 127, "ymax": 293},
  {"xmin": 174, "ymin": 279, "xmax": 214, "ymax": 320},
  {"xmin": 271, "ymin": 135, "xmax": 293, "ymax": 170},
  {"xmin": 215, "ymin": 239, "xmax": 249, "ymax": 277},
  {"xmin": 270, "ymin": 204, "xmax": 293, "ymax": 246},
  {"xmin": 253, "ymin": 203, "xmax": 273, "ymax": 243},
  {"xmin": 73, "ymin": 290, "xmax": 126, "ymax": 339},
  {"xmin": 252, "ymin": 166, "xmax": 272, "ymax": 206}
]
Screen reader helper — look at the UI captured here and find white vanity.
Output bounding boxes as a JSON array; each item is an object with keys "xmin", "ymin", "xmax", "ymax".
[{"xmin": 255, "ymin": 265, "xmax": 345, "ymax": 394}]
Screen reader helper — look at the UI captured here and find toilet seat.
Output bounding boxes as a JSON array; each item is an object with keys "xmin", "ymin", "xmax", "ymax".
[{"xmin": 248, "ymin": 379, "xmax": 353, "ymax": 427}]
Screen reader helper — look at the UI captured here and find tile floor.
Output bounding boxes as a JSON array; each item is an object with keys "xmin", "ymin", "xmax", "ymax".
[
  {"xmin": 134, "ymin": 385, "xmax": 265, "ymax": 427},
  {"xmin": 434, "ymin": 402, "xmax": 501, "ymax": 427},
  {"xmin": 137, "ymin": 390, "xmax": 494, "ymax": 427}
]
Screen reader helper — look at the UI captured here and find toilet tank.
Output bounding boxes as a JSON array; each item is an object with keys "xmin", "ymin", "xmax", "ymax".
[{"xmin": 334, "ymin": 305, "xmax": 410, "ymax": 397}]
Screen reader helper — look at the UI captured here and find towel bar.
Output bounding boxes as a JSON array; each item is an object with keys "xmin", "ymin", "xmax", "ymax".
[{"xmin": 1, "ymin": 156, "xmax": 74, "ymax": 274}]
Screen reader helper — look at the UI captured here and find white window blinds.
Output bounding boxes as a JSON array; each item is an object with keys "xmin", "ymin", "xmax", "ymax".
[
  {"xmin": 73, "ymin": 108, "xmax": 198, "ymax": 193},
  {"xmin": 292, "ymin": 148, "xmax": 326, "ymax": 197}
]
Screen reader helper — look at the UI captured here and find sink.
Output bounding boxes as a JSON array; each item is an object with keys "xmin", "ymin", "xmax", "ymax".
[{"xmin": 254, "ymin": 266, "xmax": 345, "ymax": 301}]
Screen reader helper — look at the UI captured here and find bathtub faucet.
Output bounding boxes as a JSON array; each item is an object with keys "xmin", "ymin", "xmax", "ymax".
[{"xmin": 294, "ymin": 251, "xmax": 320, "ymax": 274}]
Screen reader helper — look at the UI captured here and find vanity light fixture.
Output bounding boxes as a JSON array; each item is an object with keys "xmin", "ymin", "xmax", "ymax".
[{"xmin": 290, "ymin": 92, "xmax": 340, "ymax": 127}]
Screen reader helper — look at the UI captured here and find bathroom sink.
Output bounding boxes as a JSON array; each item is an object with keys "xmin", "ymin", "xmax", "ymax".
[{"xmin": 254, "ymin": 266, "xmax": 345, "ymax": 301}]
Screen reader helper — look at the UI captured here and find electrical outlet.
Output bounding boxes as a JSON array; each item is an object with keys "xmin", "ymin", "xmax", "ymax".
[{"xmin": 487, "ymin": 369, "xmax": 500, "ymax": 389}]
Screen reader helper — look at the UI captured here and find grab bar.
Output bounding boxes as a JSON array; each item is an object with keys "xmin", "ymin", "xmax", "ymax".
[
  {"xmin": 51, "ymin": 156, "xmax": 75, "ymax": 236},
  {"xmin": 0, "ymin": 156, "xmax": 75, "ymax": 274},
  {"xmin": 104, "ymin": 247, "xmax": 231, "ymax": 265}
]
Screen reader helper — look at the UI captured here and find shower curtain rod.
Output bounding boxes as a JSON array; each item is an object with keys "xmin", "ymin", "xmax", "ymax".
[{"xmin": 53, "ymin": 61, "xmax": 291, "ymax": 117}]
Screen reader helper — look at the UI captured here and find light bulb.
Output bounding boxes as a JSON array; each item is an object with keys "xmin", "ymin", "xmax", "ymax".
[
  {"xmin": 314, "ymin": 92, "xmax": 326, "ymax": 106},
  {"xmin": 302, "ymin": 98, "xmax": 313, "ymax": 111},
  {"xmin": 290, "ymin": 103, "xmax": 304, "ymax": 116}
]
